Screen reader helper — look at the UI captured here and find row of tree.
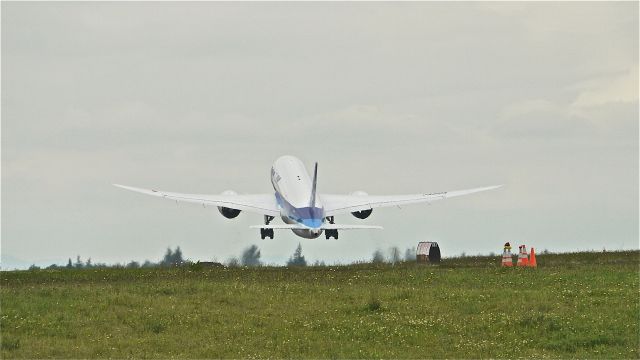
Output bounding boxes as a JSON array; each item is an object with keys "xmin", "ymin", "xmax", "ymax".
[
  {"xmin": 30, "ymin": 247, "xmax": 187, "ymax": 270},
  {"xmin": 224, "ymin": 244, "xmax": 322, "ymax": 267},
  {"xmin": 28, "ymin": 244, "xmax": 419, "ymax": 270},
  {"xmin": 373, "ymin": 246, "xmax": 417, "ymax": 264},
  {"xmin": 227, "ymin": 244, "xmax": 414, "ymax": 267}
]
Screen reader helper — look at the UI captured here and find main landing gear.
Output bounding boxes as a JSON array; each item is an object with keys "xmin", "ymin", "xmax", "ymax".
[
  {"xmin": 325, "ymin": 216, "xmax": 338, "ymax": 240},
  {"xmin": 260, "ymin": 228, "xmax": 274, "ymax": 239},
  {"xmin": 260, "ymin": 215, "xmax": 275, "ymax": 239}
]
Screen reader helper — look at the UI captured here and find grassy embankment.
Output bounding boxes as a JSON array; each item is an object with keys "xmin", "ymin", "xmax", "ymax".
[{"xmin": 1, "ymin": 251, "xmax": 638, "ymax": 358}]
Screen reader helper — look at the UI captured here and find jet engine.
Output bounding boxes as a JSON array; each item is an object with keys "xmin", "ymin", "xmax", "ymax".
[
  {"xmin": 350, "ymin": 191, "xmax": 373, "ymax": 219},
  {"xmin": 217, "ymin": 190, "xmax": 241, "ymax": 219}
]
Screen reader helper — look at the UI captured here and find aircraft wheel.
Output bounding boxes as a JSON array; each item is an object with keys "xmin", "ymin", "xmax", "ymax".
[{"xmin": 325, "ymin": 229, "xmax": 338, "ymax": 239}]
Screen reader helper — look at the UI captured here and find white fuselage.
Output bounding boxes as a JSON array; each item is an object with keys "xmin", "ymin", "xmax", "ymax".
[{"xmin": 270, "ymin": 156, "xmax": 325, "ymax": 238}]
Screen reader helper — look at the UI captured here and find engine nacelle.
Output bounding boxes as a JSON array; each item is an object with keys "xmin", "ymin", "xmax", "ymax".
[
  {"xmin": 217, "ymin": 190, "xmax": 241, "ymax": 219},
  {"xmin": 350, "ymin": 191, "xmax": 373, "ymax": 219},
  {"xmin": 351, "ymin": 209, "xmax": 373, "ymax": 219},
  {"xmin": 218, "ymin": 207, "xmax": 241, "ymax": 219}
]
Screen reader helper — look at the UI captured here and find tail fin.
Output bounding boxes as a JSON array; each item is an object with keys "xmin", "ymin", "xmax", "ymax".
[{"xmin": 310, "ymin": 162, "xmax": 318, "ymax": 207}]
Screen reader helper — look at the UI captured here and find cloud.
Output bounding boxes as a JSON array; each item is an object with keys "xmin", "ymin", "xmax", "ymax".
[
  {"xmin": 493, "ymin": 63, "xmax": 638, "ymax": 140},
  {"xmin": 570, "ymin": 66, "xmax": 639, "ymax": 115},
  {"xmin": 500, "ymin": 99, "xmax": 556, "ymax": 120},
  {"xmin": 2, "ymin": 2, "xmax": 637, "ymax": 265}
]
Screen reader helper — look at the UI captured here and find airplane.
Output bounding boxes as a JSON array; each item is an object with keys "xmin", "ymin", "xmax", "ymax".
[{"xmin": 114, "ymin": 155, "xmax": 501, "ymax": 240}]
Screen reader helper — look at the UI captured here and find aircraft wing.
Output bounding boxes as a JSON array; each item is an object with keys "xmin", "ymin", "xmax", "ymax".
[
  {"xmin": 113, "ymin": 184, "xmax": 280, "ymax": 216},
  {"xmin": 249, "ymin": 224, "xmax": 383, "ymax": 230},
  {"xmin": 321, "ymin": 185, "xmax": 502, "ymax": 216}
]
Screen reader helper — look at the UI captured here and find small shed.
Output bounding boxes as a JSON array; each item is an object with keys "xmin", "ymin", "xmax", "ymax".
[{"xmin": 416, "ymin": 242, "xmax": 441, "ymax": 263}]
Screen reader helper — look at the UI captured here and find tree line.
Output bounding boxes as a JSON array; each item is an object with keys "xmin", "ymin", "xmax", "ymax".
[
  {"xmin": 30, "ymin": 246, "xmax": 189, "ymax": 270},
  {"xmin": 27, "ymin": 244, "xmax": 419, "ymax": 270}
]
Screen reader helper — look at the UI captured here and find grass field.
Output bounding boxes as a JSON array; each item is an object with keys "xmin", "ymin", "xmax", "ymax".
[{"xmin": 1, "ymin": 251, "xmax": 638, "ymax": 358}]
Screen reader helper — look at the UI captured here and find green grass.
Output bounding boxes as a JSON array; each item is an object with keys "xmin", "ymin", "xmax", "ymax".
[{"xmin": 1, "ymin": 251, "xmax": 638, "ymax": 358}]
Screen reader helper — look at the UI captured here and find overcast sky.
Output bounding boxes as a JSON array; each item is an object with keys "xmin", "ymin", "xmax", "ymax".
[{"xmin": 2, "ymin": 2, "xmax": 638, "ymax": 268}]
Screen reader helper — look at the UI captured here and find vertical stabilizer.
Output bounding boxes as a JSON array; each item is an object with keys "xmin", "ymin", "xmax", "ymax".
[{"xmin": 310, "ymin": 162, "xmax": 318, "ymax": 207}]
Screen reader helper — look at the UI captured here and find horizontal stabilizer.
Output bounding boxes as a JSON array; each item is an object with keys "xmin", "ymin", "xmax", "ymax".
[
  {"xmin": 249, "ymin": 224, "xmax": 383, "ymax": 230},
  {"xmin": 321, "ymin": 224, "xmax": 383, "ymax": 230}
]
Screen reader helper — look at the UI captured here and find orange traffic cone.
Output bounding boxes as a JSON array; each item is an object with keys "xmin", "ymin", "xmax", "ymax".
[
  {"xmin": 501, "ymin": 248, "xmax": 513, "ymax": 267},
  {"xmin": 516, "ymin": 245, "xmax": 529, "ymax": 267},
  {"xmin": 528, "ymin": 247, "xmax": 537, "ymax": 268}
]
